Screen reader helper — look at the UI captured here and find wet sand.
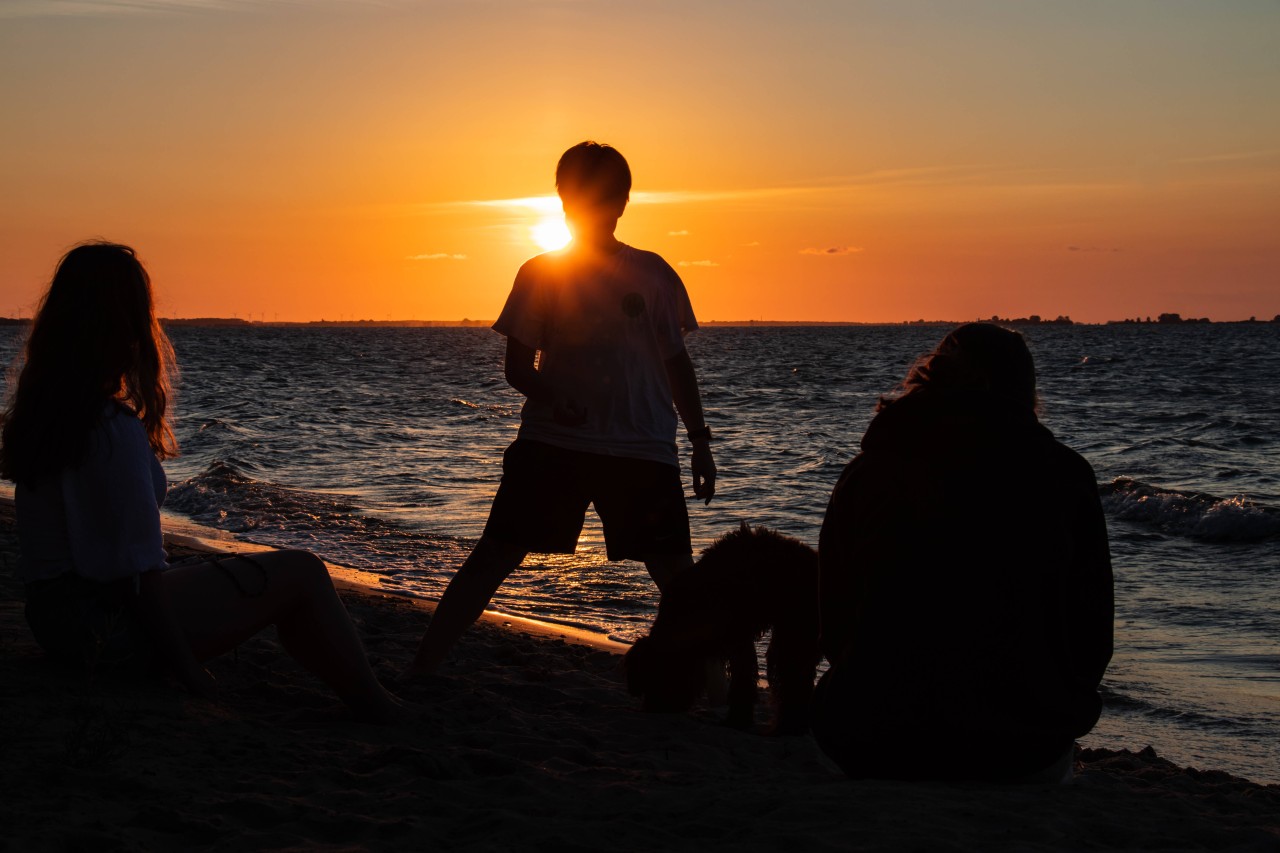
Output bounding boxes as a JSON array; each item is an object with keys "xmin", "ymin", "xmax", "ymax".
[{"xmin": 1, "ymin": 500, "xmax": 1277, "ymax": 852}]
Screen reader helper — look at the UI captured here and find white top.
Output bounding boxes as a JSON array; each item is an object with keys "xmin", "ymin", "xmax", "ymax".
[
  {"xmin": 493, "ymin": 244, "xmax": 698, "ymax": 466},
  {"xmin": 16, "ymin": 404, "xmax": 168, "ymax": 583}
]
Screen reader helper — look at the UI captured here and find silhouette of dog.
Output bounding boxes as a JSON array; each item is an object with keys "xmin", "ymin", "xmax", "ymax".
[{"xmin": 624, "ymin": 523, "xmax": 820, "ymax": 734}]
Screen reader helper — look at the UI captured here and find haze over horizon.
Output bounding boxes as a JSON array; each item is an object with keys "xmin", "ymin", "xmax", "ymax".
[{"xmin": 2, "ymin": 0, "xmax": 1277, "ymax": 323}]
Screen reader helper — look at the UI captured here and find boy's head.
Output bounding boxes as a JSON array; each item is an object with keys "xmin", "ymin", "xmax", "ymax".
[{"xmin": 556, "ymin": 141, "xmax": 631, "ymax": 209}]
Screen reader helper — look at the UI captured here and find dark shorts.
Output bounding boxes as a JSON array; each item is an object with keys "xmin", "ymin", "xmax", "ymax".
[
  {"xmin": 483, "ymin": 439, "xmax": 692, "ymax": 562},
  {"xmin": 24, "ymin": 573, "xmax": 154, "ymax": 672}
]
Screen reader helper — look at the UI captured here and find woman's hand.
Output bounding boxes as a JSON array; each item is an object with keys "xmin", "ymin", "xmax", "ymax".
[
  {"xmin": 179, "ymin": 663, "xmax": 219, "ymax": 701},
  {"xmin": 138, "ymin": 571, "xmax": 217, "ymax": 700}
]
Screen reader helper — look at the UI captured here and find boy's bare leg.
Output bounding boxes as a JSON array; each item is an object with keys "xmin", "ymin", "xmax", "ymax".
[
  {"xmin": 642, "ymin": 553, "xmax": 693, "ymax": 593},
  {"xmin": 407, "ymin": 536, "xmax": 527, "ymax": 675},
  {"xmin": 642, "ymin": 552, "xmax": 729, "ymax": 704}
]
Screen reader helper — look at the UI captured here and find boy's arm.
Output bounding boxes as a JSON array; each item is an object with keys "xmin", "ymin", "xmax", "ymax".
[
  {"xmin": 504, "ymin": 338, "xmax": 587, "ymax": 426},
  {"xmin": 503, "ymin": 338, "xmax": 551, "ymax": 402},
  {"xmin": 664, "ymin": 347, "xmax": 717, "ymax": 505}
]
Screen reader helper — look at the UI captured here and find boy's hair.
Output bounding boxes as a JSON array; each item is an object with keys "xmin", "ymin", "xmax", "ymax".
[{"xmin": 556, "ymin": 141, "xmax": 631, "ymax": 205}]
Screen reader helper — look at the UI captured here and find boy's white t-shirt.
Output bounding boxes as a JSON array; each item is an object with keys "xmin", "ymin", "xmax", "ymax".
[{"xmin": 493, "ymin": 244, "xmax": 698, "ymax": 467}]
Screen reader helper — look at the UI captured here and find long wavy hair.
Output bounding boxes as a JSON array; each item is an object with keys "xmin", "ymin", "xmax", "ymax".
[
  {"xmin": 1, "ymin": 242, "xmax": 178, "ymax": 485},
  {"xmin": 878, "ymin": 322, "xmax": 1038, "ymax": 413}
]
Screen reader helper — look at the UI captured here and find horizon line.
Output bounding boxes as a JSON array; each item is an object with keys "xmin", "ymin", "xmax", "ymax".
[{"xmin": 2, "ymin": 315, "xmax": 1277, "ymax": 327}]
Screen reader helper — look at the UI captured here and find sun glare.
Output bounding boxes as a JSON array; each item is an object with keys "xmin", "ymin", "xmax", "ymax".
[{"xmin": 532, "ymin": 215, "xmax": 572, "ymax": 251}]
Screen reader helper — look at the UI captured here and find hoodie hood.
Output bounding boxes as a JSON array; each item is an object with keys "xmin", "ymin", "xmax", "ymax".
[{"xmin": 861, "ymin": 389, "xmax": 1053, "ymax": 462}]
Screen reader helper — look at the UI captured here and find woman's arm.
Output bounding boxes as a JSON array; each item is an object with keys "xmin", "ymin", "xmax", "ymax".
[
  {"xmin": 63, "ymin": 410, "xmax": 215, "ymax": 696},
  {"xmin": 61, "ymin": 410, "xmax": 166, "ymax": 582},
  {"xmin": 138, "ymin": 571, "xmax": 218, "ymax": 698},
  {"xmin": 1070, "ymin": 468, "xmax": 1115, "ymax": 686},
  {"xmin": 818, "ymin": 457, "xmax": 872, "ymax": 667}
]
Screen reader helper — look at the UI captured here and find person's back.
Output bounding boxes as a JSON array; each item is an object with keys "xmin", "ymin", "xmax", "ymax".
[{"xmin": 814, "ymin": 324, "xmax": 1113, "ymax": 782}]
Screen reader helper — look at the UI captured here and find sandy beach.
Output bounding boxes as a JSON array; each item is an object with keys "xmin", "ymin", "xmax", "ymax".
[{"xmin": 1, "ymin": 501, "xmax": 1277, "ymax": 852}]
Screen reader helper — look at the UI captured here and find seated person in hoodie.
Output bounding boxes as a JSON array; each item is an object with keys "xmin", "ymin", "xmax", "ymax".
[{"xmin": 812, "ymin": 323, "xmax": 1113, "ymax": 783}]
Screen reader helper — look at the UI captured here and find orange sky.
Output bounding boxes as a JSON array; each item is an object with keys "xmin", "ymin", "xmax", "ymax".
[{"xmin": 1, "ymin": 1, "xmax": 1277, "ymax": 322}]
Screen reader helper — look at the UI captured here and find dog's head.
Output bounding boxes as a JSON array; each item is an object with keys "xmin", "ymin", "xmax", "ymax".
[{"xmin": 623, "ymin": 635, "xmax": 706, "ymax": 713}]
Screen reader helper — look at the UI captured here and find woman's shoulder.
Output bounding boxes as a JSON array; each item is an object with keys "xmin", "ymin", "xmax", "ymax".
[
  {"xmin": 91, "ymin": 402, "xmax": 150, "ymax": 450},
  {"xmin": 100, "ymin": 400, "xmax": 142, "ymax": 425},
  {"xmin": 1043, "ymin": 437, "xmax": 1101, "ymax": 486}
]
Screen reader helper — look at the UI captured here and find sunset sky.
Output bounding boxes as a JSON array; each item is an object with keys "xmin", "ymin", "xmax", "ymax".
[{"xmin": 2, "ymin": 0, "xmax": 1277, "ymax": 323}]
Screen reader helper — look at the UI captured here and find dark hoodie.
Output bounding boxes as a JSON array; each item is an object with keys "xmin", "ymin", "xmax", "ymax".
[{"xmin": 813, "ymin": 389, "xmax": 1113, "ymax": 780}]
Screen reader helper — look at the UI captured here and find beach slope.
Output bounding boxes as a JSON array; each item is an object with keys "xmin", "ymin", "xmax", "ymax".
[{"xmin": 1, "ymin": 505, "xmax": 1277, "ymax": 852}]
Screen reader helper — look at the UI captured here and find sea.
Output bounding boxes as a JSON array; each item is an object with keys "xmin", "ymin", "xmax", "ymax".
[{"xmin": 2, "ymin": 322, "xmax": 1277, "ymax": 785}]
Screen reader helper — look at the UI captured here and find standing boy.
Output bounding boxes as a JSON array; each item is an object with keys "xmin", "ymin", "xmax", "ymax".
[{"xmin": 408, "ymin": 141, "xmax": 717, "ymax": 674}]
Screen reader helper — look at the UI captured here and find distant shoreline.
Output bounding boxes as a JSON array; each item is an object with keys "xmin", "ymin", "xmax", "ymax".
[{"xmin": 0, "ymin": 315, "xmax": 1277, "ymax": 329}]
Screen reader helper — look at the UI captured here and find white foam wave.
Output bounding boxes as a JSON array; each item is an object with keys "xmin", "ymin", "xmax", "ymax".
[{"xmin": 1100, "ymin": 478, "xmax": 1280, "ymax": 542}]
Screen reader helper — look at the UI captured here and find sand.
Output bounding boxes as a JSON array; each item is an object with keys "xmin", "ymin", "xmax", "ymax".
[{"xmin": 1, "ymin": 501, "xmax": 1277, "ymax": 852}]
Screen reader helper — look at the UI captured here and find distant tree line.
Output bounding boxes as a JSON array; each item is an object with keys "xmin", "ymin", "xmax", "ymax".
[
  {"xmin": 906, "ymin": 315, "xmax": 1075, "ymax": 326},
  {"xmin": 1107, "ymin": 313, "xmax": 1280, "ymax": 325},
  {"xmin": 2, "ymin": 314, "xmax": 1276, "ymax": 328}
]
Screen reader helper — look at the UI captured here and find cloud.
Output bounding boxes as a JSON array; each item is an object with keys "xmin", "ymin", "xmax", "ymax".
[
  {"xmin": 668, "ymin": 230, "xmax": 690, "ymax": 237},
  {"xmin": 467, "ymin": 195, "xmax": 562, "ymax": 213},
  {"xmin": 742, "ymin": 240, "xmax": 761, "ymax": 247},
  {"xmin": 632, "ymin": 188, "xmax": 806, "ymax": 206},
  {"xmin": 405, "ymin": 162, "xmax": 1136, "ymax": 219},
  {"xmin": 0, "ymin": 0, "xmax": 388, "ymax": 17},
  {"xmin": 678, "ymin": 260, "xmax": 719, "ymax": 268},
  {"xmin": 408, "ymin": 253, "xmax": 467, "ymax": 261},
  {"xmin": 800, "ymin": 246, "xmax": 863, "ymax": 256},
  {"xmin": 1170, "ymin": 149, "xmax": 1280, "ymax": 167}
]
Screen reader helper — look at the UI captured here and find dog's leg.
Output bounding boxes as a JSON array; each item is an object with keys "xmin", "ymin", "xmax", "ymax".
[
  {"xmin": 724, "ymin": 638, "xmax": 758, "ymax": 729},
  {"xmin": 765, "ymin": 614, "xmax": 820, "ymax": 736},
  {"xmin": 704, "ymin": 657, "xmax": 730, "ymax": 707}
]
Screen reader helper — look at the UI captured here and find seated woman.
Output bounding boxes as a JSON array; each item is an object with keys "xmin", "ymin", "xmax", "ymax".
[
  {"xmin": 813, "ymin": 323, "xmax": 1113, "ymax": 782},
  {"xmin": 1, "ymin": 242, "xmax": 401, "ymax": 722}
]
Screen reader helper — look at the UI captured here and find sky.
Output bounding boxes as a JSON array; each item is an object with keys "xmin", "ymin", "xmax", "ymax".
[{"xmin": 1, "ymin": 0, "xmax": 1278, "ymax": 323}]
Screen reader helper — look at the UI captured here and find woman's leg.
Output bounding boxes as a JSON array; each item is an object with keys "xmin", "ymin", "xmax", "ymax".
[{"xmin": 158, "ymin": 550, "xmax": 399, "ymax": 721}]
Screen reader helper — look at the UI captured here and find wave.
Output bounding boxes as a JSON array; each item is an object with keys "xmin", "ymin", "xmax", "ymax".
[
  {"xmin": 1099, "ymin": 685, "xmax": 1266, "ymax": 732},
  {"xmin": 164, "ymin": 460, "xmax": 464, "ymax": 571},
  {"xmin": 1099, "ymin": 477, "xmax": 1280, "ymax": 542},
  {"xmin": 449, "ymin": 398, "xmax": 516, "ymax": 416},
  {"xmin": 165, "ymin": 460, "xmax": 358, "ymax": 533}
]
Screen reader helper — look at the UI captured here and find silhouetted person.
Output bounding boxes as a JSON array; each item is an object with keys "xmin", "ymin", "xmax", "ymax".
[
  {"xmin": 409, "ymin": 141, "xmax": 717, "ymax": 674},
  {"xmin": 813, "ymin": 323, "xmax": 1113, "ymax": 782},
  {"xmin": 2, "ymin": 242, "xmax": 401, "ymax": 721}
]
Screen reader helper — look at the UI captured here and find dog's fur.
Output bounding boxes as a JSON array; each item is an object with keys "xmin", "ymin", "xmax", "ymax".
[{"xmin": 624, "ymin": 523, "xmax": 820, "ymax": 734}]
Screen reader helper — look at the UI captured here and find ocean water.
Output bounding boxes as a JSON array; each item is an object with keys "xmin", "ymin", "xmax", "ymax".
[{"xmin": 2, "ymin": 322, "xmax": 1277, "ymax": 785}]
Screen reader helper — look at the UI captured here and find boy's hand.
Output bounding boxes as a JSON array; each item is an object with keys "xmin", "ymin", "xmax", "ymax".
[
  {"xmin": 553, "ymin": 397, "xmax": 588, "ymax": 427},
  {"xmin": 692, "ymin": 443, "xmax": 716, "ymax": 505}
]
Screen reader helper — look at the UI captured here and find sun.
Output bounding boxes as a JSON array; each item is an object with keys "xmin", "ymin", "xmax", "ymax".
[{"xmin": 531, "ymin": 214, "xmax": 572, "ymax": 251}]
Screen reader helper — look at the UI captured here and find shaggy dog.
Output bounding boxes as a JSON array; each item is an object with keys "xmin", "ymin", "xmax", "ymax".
[{"xmin": 624, "ymin": 523, "xmax": 820, "ymax": 734}]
